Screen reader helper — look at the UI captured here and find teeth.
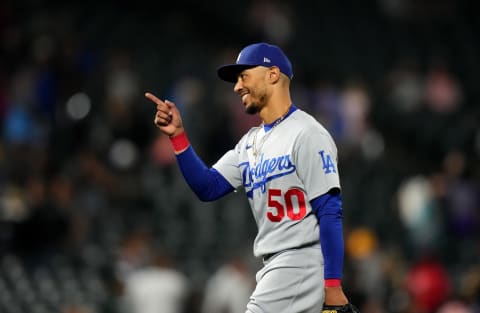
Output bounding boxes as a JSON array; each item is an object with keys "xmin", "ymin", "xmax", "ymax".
[{"xmin": 242, "ymin": 93, "xmax": 249, "ymax": 102}]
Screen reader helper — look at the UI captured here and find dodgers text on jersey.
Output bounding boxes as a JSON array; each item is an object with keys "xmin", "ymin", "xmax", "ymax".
[{"xmin": 240, "ymin": 153, "xmax": 296, "ymax": 198}]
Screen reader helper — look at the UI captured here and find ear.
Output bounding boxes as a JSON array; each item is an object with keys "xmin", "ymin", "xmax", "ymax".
[{"xmin": 268, "ymin": 66, "xmax": 281, "ymax": 83}]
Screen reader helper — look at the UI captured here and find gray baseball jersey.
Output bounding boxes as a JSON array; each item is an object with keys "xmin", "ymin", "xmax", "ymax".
[{"xmin": 213, "ymin": 107, "xmax": 340, "ymax": 258}]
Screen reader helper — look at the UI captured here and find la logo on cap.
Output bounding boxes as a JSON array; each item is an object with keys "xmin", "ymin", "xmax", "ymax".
[{"xmin": 236, "ymin": 52, "xmax": 242, "ymax": 62}]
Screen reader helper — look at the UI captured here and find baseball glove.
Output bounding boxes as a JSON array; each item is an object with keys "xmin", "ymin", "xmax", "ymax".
[{"xmin": 322, "ymin": 303, "xmax": 360, "ymax": 313}]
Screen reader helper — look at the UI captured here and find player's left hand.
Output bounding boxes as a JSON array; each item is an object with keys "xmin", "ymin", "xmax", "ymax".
[
  {"xmin": 322, "ymin": 303, "xmax": 360, "ymax": 313},
  {"xmin": 324, "ymin": 286, "xmax": 349, "ymax": 306},
  {"xmin": 323, "ymin": 286, "xmax": 358, "ymax": 313}
]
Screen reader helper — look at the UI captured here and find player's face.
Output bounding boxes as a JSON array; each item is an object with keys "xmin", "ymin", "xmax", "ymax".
[{"xmin": 234, "ymin": 67, "xmax": 270, "ymax": 115}]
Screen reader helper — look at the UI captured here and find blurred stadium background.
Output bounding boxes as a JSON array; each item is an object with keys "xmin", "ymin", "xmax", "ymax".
[{"xmin": 0, "ymin": 0, "xmax": 479, "ymax": 313}]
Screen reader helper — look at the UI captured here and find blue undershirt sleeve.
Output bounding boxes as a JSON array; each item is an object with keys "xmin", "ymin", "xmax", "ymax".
[
  {"xmin": 175, "ymin": 146, "xmax": 234, "ymax": 201},
  {"xmin": 311, "ymin": 190, "xmax": 344, "ymax": 279}
]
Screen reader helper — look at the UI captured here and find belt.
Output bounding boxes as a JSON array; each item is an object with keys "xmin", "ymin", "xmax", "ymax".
[{"xmin": 262, "ymin": 241, "xmax": 318, "ymax": 262}]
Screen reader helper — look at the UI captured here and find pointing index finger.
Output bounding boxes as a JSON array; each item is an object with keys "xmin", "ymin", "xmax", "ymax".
[{"xmin": 145, "ymin": 92, "xmax": 164, "ymax": 105}]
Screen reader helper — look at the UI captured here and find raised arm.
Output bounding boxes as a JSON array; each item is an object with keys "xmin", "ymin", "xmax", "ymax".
[{"xmin": 146, "ymin": 92, "xmax": 234, "ymax": 201}]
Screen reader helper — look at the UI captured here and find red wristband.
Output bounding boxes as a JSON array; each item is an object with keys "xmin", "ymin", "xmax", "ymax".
[
  {"xmin": 325, "ymin": 279, "xmax": 341, "ymax": 287},
  {"xmin": 170, "ymin": 132, "xmax": 190, "ymax": 153}
]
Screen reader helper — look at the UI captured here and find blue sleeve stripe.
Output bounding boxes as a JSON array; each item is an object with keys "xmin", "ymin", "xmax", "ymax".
[
  {"xmin": 176, "ymin": 146, "xmax": 234, "ymax": 201},
  {"xmin": 311, "ymin": 192, "xmax": 344, "ymax": 279}
]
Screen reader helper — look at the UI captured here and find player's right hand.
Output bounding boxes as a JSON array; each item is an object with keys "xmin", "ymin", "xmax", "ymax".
[{"xmin": 145, "ymin": 92, "xmax": 184, "ymax": 137}]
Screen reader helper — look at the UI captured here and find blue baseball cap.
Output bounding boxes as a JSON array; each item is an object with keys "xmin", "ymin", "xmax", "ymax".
[{"xmin": 217, "ymin": 42, "xmax": 293, "ymax": 83}]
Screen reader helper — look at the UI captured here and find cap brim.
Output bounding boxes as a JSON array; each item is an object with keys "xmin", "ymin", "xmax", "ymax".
[{"xmin": 217, "ymin": 64, "xmax": 256, "ymax": 83}]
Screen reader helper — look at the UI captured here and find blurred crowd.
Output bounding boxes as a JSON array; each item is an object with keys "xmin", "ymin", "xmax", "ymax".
[{"xmin": 0, "ymin": 0, "xmax": 479, "ymax": 313}]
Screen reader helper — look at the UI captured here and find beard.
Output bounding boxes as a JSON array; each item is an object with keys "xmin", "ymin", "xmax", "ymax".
[
  {"xmin": 244, "ymin": 89, "xmax": 267, "ymax": 115},
  {"xmin": 245, "ymin": 102, "xmax": 260, "ymax": 115}
]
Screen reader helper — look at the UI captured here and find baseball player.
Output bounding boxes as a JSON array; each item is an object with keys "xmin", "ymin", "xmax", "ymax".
[{"xmin": 146, "ymin": 42, "xmax": 359, "ymax": 313}]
